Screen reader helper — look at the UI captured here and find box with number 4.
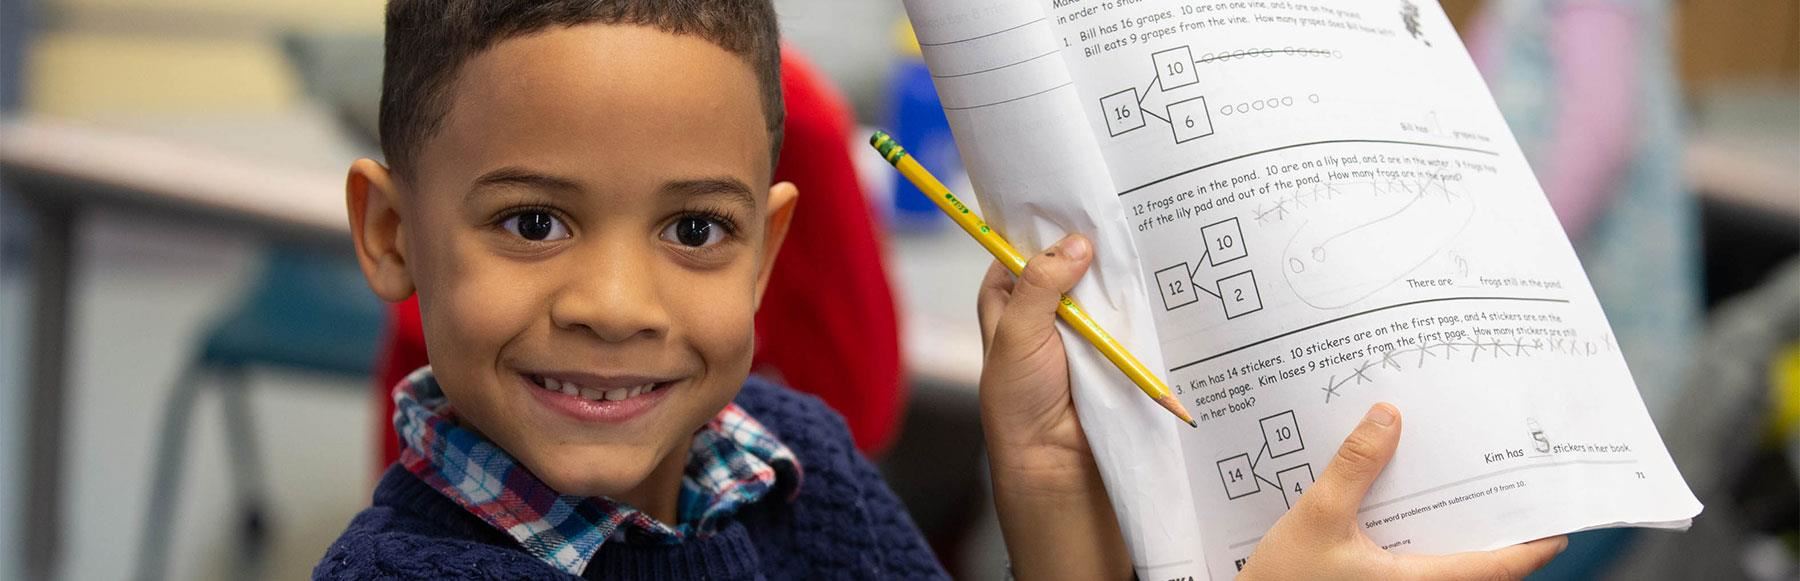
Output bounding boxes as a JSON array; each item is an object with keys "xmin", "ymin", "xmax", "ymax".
[{"xmin": 1276, "ymin": 464, "xmax": 1315, "ymax": 509}]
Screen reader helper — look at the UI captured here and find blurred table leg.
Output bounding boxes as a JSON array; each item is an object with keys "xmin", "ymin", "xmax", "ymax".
[{"xmin": 21, "ymin": 196, "xmax": 74, "ymax": 581}]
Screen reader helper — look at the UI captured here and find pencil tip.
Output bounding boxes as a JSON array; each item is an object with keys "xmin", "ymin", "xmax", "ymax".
[{"xmin": 1154, "ymin": 394, "xmax": 1197, "ymax": 428}]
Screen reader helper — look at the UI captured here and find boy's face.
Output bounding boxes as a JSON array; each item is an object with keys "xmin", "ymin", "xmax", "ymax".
[{"xmin": 348, "ymin": 24, "xmax": 796, "ymax": 500}]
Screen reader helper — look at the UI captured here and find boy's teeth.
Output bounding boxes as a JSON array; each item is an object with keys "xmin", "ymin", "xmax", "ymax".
[{"xmin": 537, "ymin": 376, "xmax": 665, "ymax": 401}]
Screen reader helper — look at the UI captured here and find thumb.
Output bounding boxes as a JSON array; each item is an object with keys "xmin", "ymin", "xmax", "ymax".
[
  {"xmin": 991, "ymin": 234, "xmax": 1093, "ymax": 347},
  {"xmin": 1398, "ymin": 536, "xmax": 1568, "ymax": 580},
  {"xmin": 1297, "ymin": 403, "xmax": 1401, "ymax": 526}
]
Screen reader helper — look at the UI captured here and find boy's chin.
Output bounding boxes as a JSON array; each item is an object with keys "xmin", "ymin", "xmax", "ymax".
[{"xmin": 521, "ymin": 441, "xmax": 672, "ymax": 498}]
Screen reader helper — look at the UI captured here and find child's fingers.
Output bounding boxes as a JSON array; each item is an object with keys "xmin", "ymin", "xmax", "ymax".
[
  {"xmin": 990, "ymin": 235, "xmax": 1093, "ymax": 350},
  {"xmin": 1396, "ymin": 535, "xmax": 1567, "ymax": 580},
  {"xmin": 1295, "ymin": 403, "xmax": 1402, "ymax": 528},
  {"xmin": 977, "ymin": 260, "xmax": 1014, "ymax": 354}
]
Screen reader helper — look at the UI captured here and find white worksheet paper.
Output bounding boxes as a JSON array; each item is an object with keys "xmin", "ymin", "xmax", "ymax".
[{"xmin": 900, "ymin": 1, "xmax": 1702, "ymax": 579}]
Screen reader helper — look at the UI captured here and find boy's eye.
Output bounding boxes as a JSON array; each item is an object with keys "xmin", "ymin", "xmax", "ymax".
[
  {"xmin": 500, "ymin": 211, "xmax": 570, "ymax": 242},
  {"xmin": 662, "ymin": 215, "xmax": 726, "ymax": 248}
]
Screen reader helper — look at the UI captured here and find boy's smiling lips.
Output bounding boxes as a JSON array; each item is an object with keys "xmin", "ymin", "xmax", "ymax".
[{"xmin": 516, "ymin": 369, "xmax": 678, "ymax": 424}]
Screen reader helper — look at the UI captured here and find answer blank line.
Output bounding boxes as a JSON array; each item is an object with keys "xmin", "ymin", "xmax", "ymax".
[
  {"xmin": 1167, "ymin": 296, "xmax": 1570, "ymax": 373},
  {"xmin": 932, "ymin": 50, "xmax": 1059, "ymax": 79},
  {"xmin": 1195, "ymin": 48, "xmax": 1333, "ymax": 64},
  {"xmin": 943, "ymin": 81, "xmax": 1073, "ymax": 111},
  {"xmin": 918, "ymin": 17, "xmax": 1046, "ymax": 47},
  {"xmin": 1117, "ymin": 139, "xmax": 1502, "ymax": 198}
]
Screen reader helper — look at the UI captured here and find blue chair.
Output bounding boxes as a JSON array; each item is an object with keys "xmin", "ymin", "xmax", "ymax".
[{"xmin": 135, "ymin": 245, "xmax": 383, "ymax": 581}]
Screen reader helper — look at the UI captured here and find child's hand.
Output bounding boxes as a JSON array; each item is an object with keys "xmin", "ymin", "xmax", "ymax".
[
  {"xmin": 1241, "ymin": 403, "xmax": 1568, "ymax": 580},
  {"xmin": 976, "ymin": 236, "xmax": 1564, "ymax": 581},
  {"xmin": 976, "ymin": 234, "xmax": 1133, "ymax": 580}
]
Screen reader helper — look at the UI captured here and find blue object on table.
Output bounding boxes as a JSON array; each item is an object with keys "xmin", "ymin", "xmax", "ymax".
[
  {"xmin": 135, "ymin": 245, "xmax": 383, "ymax": 581},
  {"xmin": 887, "ymin": 55, "xmax": 960, "ymax": 230}
]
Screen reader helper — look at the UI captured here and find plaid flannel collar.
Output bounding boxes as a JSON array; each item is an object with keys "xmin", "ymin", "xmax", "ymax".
[{"xmin": 392, "ymin": 366, "xmax": 803, "ymax": 575}]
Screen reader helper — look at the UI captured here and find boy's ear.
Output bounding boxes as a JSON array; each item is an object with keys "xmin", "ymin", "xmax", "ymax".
[
  {"xmin": 346, "ymin": 158, "xmax": 416, "ymax": 302},
  {"xmin": 752, "ymin": 181, "xmax": 799, "ymax": 306}
]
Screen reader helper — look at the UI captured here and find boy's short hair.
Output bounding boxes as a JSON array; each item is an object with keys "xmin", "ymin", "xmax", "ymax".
[{"xmin": 379, "ymin": 0, "xmax": 784, "ymax": 179}]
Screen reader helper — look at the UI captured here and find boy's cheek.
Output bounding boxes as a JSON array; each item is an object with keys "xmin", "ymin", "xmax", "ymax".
[
  {"xmin": 673, "ymin": 286, "xmax": 759, "ymax": 361},
  {"xmin": 417, "ymin": 255, "xmax": 545, "ymax": 411},
  {"xmin": 426, "ymin": 236, "xmax": 548, "ymax": 330}
]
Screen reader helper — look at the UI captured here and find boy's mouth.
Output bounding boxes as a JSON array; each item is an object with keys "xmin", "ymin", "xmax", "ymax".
[
  {"xmin": 519, "ymin": 370, "xmax": 677, "ymax": 424},
  {"xmin": 524, "ymin": 373, "xmax": 668, "ymax": 403}
]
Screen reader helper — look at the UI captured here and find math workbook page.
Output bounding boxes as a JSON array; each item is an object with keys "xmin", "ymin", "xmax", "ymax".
[
  {"xmin": 1042, "ymin": 0, "xmax": 1701, "ymax": 578},
  {"xmin": 899, "ymin": 0, "xmax": 1210, "ymax": 577}
]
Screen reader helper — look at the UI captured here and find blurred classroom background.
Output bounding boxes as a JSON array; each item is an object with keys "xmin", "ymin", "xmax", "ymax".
[{"xmin": 0, "ymin": 0, "xmax": 1794, "ymax": 580}]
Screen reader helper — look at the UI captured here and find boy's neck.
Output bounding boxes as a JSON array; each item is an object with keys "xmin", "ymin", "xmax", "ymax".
[{"xmin": 614, "ymin": 433, "xmax": 695, "ymax": 524}]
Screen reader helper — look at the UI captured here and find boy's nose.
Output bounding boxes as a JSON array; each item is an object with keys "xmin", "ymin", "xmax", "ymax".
[{"xmin": 548, "ymin": 250, "xmax": 671, "ymax": 343}]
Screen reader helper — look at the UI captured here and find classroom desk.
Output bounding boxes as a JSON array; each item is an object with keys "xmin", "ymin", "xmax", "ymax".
[
  {"xmin": 1685, "ymin": 131, "xmax": 1800, "ymax": 221},
  {"xmin": 0, "ymin": 110, "xmax": 992, "ymax": 579},
  {"xmin": 0, "ymin": 111, "xmax": 358, "ymax": 580}
]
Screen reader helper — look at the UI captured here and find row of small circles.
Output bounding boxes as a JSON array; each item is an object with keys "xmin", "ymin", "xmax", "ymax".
[
  {"xmin": 1195, "ymin": 47, "xmax": 1343, "ymax": 63},
  {"xmin": 1218, "ymin": 94, "xmax": 1321, "ymax": 116}
]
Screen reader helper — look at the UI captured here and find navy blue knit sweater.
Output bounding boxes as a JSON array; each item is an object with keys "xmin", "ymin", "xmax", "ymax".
[{"xmin": 315, "ymin": 378, "xmax": 949, "ymax": 579}]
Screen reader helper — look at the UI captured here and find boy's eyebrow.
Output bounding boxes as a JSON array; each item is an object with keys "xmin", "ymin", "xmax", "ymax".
[
  {"xmin": 662, "ymin": 177, "xmax": 758, "ymax": 210},
  {"xmin": 466, "ymin": 166, "xmax": 583, "ymax": 201}
]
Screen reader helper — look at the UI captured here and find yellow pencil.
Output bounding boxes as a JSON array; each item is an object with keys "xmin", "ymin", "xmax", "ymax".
[{"xmin": 871, "ymin": 131, "xmax": 1197, "ymax": 428}]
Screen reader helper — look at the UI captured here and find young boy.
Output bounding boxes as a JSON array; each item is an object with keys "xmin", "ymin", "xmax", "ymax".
[
  {"xmin": 321, "ymin": 1, "xmax": 1566, "ymax": 578},
  {"xmin": 320, "ymin": 1, "xmax": 944, "ymax": 577}
]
